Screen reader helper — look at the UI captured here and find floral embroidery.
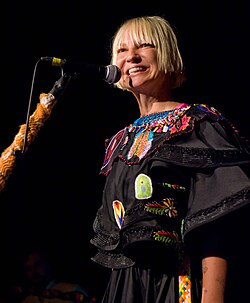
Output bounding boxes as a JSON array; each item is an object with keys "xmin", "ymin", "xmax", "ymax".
[
  {"xmin": 170, "ymin": 115, "xmax": 191, "ymax": 135},
  {"xmin": 145, "ymin": 198, "xmax": 178, "ymax": 217},
  {"xmin": 153, "ymin": 230, "xmax": 181, "ymax": 250}
]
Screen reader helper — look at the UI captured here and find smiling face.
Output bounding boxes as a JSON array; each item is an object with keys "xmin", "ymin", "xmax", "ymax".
[
  {"xmin": 115, "ymin": 36, "xmax": 163, "ymax": 93},
  {"xmin": 111, "ymin": 16, "xmax": 186, "ymax": 92}
]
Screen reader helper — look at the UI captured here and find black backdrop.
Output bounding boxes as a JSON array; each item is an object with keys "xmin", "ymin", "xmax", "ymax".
[{"xmin": 2, "ymin": 1, "xmax": 250, "ymax": 300}]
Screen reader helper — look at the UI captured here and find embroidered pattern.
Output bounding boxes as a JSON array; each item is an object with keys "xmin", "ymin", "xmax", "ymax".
[
  {"xmin": 128, "ymin": 104, "xmax": 191, "ymax": 134},
  {"xmin": 197, "ymin": 104, "xmax": 223, "ymax": 117},
  {"xmin": 127, "ymin": 129, "xmax": 154, "ymax": 160},
  {"xmin": 113, "ymin": 200, "xmax": 125, "ymax": 229},
  {"xmin": 170, "ymin": 115, "xmax": 192, "ymax": 135},
  {"xmin": 127, "ymin": 104, "xmax": 191, "ymax": 160},
  {"xmin": 145, "ymin": 198, "xmax": 178, "ymax": 217},
  {"xmin": 135, "ymin": 173, "xmax": 153, "ymax": 199},
  {"xmin": 179, "ymin": 255, "xmax": 192, "ymax": 303},
  {"xmin": 153, "ymin": 230, "xmax": 180, "ymax": 249},
  {"xmin": 153, "ymin": 227, "xmax": 191, "ymax": 303},
  {"xmin": 160, "ymin": 182, "xmax": 186, "ymax": 192}
]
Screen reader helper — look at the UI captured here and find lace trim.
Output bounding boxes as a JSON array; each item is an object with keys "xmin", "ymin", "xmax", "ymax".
[{"xmin": 184, "ymin": 187, "xmax": 250, "ymax": 235}]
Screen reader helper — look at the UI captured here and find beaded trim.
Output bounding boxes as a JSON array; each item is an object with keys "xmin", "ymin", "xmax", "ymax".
[{"xmin": 133, "ymin": 110, "xmax": 175, "ymax": 126}]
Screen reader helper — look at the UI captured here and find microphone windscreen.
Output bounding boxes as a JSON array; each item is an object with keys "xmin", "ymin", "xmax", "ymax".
[{"xmin": 105, "ymin": 65, "xmax": 121, "ymax": 84}]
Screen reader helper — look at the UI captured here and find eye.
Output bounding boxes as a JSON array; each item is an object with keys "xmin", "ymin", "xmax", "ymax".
[
  {"xmin": 139, "ymin": 43, "xmax": 155, "ymax": 48},
  {"xmin": 117, "ymin": 48, "xmax": 127, "ymax": 54}
]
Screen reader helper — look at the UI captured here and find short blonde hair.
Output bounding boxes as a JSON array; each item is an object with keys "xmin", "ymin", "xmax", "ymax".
[{"xmin": 111, "ymin": 16, "xmax": 186, "ymax": 90}]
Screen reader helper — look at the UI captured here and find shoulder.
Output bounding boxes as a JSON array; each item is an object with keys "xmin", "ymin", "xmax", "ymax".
[
  {"xmin": 187, "ymin": 103, "xmax": 224, "ymax": 121},
  {"xmin": 187, "ymin": 103, "xmax": 250, "ymax": 151},
  {"xmin": 104, "ymin": 127, "xmax": 128, "ymax": 149}
]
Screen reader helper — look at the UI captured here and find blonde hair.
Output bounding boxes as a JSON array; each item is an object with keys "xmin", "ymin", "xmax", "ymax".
[{"xmin": 111, "ymin": 16, "xmax": 186, "ymax": 90}]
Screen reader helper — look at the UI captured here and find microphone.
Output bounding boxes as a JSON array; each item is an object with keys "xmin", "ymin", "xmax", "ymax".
[{"xmin": 40, "ymin": 57, "xmax": 121, "ymax": 84}]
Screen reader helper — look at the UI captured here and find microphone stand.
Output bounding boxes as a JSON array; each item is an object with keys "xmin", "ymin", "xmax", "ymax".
[
  {"xmin": 22, "ymin": 59, "xmax": 40, "ymax": 153},
  {"xmin": 22, "ymin": 59, "xmax": 64, "ymax": 153}
]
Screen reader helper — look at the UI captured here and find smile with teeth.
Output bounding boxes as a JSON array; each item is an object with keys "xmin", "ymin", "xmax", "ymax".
[{"xmin": 128, "ymin": 67, "xmax": 146, "ymax": 75}]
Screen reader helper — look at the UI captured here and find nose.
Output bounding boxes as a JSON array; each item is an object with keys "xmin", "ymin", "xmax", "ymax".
[{"xmin": 126, "ymin": 49, "xmax": 141, "ymax": 63}]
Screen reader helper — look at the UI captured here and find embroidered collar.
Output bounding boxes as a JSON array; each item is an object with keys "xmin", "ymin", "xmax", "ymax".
[{"xmin": 128, "ymin": 103, "xmax": 190, "ymax": 133}]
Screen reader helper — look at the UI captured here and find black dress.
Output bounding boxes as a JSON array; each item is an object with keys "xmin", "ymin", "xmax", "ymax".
[{"xmin": 90, "ymin": 103, "xmax": 250, "ymax": 303}]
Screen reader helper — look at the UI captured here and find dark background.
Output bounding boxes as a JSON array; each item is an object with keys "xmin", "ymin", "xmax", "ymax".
[{"xmin": 2, "ymin": 1, "xmax": 250, "ymax": 301}]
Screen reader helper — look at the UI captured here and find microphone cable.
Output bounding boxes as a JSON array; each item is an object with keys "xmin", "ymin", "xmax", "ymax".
[{"xmin": 22, "ymin": 58, "xmax": 64, "ymax": 153}]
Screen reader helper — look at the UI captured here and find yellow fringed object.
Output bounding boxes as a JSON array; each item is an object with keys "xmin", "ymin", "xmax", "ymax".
[
  {"xmin": 179, "ymin": 254, "xmax": 192, "ymax": 303},
  {"xmin": 0, "ymin": 93, "xmax": 57, "ymax": 192}
]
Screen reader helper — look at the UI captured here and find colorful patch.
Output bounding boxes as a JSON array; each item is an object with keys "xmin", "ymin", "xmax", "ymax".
[
  {"xmin": 135, "ymin": 173, "xmax": 153, "ymax": 199},
  {"xmin": 127, "ymin": 129, "xmax": 154, "ymax": 160},
  {"xmin": 113, "ymin": 200, "xmax": 125, "ymax": 229}
]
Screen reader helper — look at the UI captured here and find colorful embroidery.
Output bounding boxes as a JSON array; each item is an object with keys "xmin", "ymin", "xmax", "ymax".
[
  {"xmin": 127, "ymin": 129, "xmax": 153, "ymax": 160},
  {"xmin": 197, "ymin": 103, "xmax": 223, "ymax": 117},
  {"xmin": 170, "ymin": 115, "xmax": 191, "ymax": 135},
  {"xmin": 113, "ymin": 200, "xmax": 125, "ymax": 229},
  {"xmin": 145, "ymin": 198, "xmax": 178, "ymax": 217},
  {"xmin": 153, "ymin": 225, "xmax": 191, "ymax": 303},
  {"xmin": 153, "ymin": 230, "xmax": 180, "ymax": 249},
  {"xmin": 179, "ymin": 255, "xmax": 191, "ymax": 303},
  {"xmin": 135, "ymin": 173, "xmax": 153, "ymax": 199},
  {"xmin": 128, "ymin": 104, "xmax": 191, "ymax": 134},
  {"xmin": 179, "ymin": 274, "xmax": 191, "ymax": 303},
  {"xmin": 160, "ymin": 182, "xmax": 186, "ymax": 192},
  {"xmin": 126, "ymin": 105, "xmax": 191, "ymax": 160}
]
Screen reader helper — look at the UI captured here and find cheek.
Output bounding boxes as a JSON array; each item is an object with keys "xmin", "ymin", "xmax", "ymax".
[
  {"xmin": 115, "ymin": 55, "xmax": 126, "ymax": 68},
  {"xmin": 115, "ymin": 62, "xmax": 123, "ymax": 71}
]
